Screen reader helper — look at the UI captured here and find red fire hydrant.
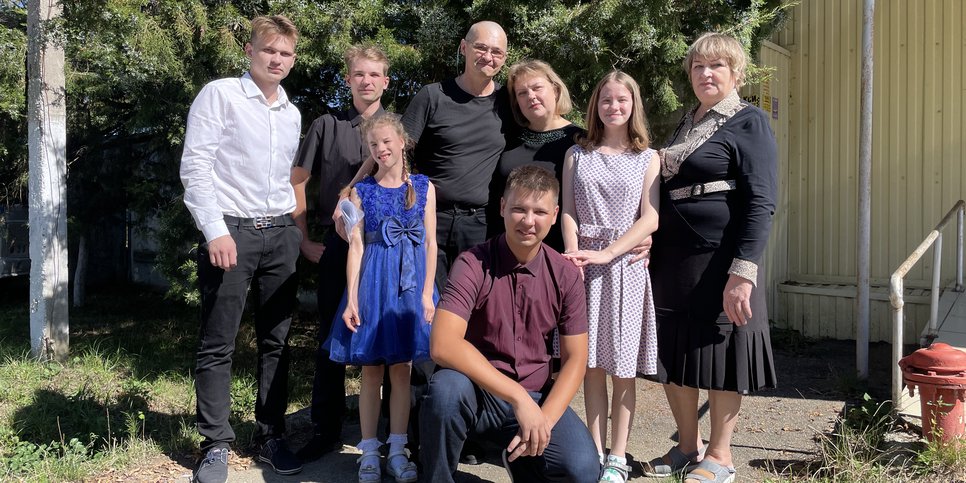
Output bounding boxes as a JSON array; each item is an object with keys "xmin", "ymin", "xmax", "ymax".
[{"xmin": 899, "ymin": 342, "xmax": 966, "ymax": 443}]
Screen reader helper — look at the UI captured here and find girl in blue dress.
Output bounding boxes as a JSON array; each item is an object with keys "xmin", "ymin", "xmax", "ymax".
[{"xmin": 325, "ymin": 113, "xmax": 437, "ymax": 483}]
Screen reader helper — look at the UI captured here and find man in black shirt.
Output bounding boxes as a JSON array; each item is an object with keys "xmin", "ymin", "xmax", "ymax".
[
  {"xmin": 402, "ymin": 20, "xmax": 513, "ymax": 288},
  {"xmin": 290, "ymin": 44, "xmax": 389, "ymax": 461}
]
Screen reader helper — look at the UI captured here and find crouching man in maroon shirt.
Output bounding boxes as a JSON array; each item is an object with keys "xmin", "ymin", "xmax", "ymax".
[{"xmin": 420, "ymin": 166, "xmax": 600, "ymax": 482}]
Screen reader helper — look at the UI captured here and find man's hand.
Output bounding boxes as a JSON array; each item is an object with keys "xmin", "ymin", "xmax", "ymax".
[
  {"xmin": 506, "ymin": 396, "xmax": 551, "ymax": 462},
  {"xmin": 628, "ymin": 235, "xmax": 653, "ymax": 266},
  {"xmin": 300, "ymin": 239, "xmax": 325, "ymax": 263},
  {"xmin": 207, "ymin": 234, "xmax": 237, "ymax": 270},
  {"xmin": 723, "ymin": 274, "xmax": 753, "ymax": 326}
]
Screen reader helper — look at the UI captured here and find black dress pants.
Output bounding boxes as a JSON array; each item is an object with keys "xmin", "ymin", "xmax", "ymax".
[
  {"xmin": 309, "ymin": 229, "xmax": 349, "ymax": 440},
  {"xmin": 195, "ymin": 222, "xmax": 301, "ymax": 451},
  {"xmin": 435, "ymin": 206, "xmax": 488, "ymax": 290}
]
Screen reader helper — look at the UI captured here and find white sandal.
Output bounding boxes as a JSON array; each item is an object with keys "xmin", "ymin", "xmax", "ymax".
[
  {"xmin": 356, "ymin": 449, "xmax": 381, "ymax": 483},
  {"xmin": 386, "ymin": 448, "xmax": 417, "ymax": 483},
  {"xmin": 599, "ymin": 455, "xmax": 630, "ymax": 483}
]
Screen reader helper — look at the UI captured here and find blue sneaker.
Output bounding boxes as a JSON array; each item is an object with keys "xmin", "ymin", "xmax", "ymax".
[{"xmin": 193, "ymin": 447, "xmax": 229, "ymax": 483}]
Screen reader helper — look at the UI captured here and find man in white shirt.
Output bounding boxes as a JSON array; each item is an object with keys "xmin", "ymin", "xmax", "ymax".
[{"xmin": 180, "ymin": 15, "xmax": 303, "ymax": 483}]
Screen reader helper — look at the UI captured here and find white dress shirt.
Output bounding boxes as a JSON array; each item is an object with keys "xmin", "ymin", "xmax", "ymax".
[{"xmin": 181, "ymin": 72, "xmax": 301, "ymax": 242}]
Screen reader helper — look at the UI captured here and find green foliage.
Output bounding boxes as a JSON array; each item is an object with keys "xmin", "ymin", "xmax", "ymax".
[
  {"xmin": 0, "ymin": 1, "xmax": 27, "ymax": 203},
  {"xmin": 916, "ymin": 434, "xmax": 966, "ymax": 480},
  {"xmin": 0, "ymin": 0, "xmax": 795, "ymax": 292},
  {"xmin": 0, "ymin": 426, "xmax": 95, "ymax": 479}
]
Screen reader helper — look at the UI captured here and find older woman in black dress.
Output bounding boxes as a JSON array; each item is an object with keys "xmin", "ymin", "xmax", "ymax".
[{"xmin": 644, "ymin": 33, "xmax": 778, "ymax": 483}]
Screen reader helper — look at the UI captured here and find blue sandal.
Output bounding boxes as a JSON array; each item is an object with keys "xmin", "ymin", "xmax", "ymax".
[{"xmin": 684, "ymin": 459, "xmax": 736, "ymax": 483}]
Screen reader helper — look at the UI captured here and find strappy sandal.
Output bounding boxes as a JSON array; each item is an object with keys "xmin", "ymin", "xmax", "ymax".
[
  {"xmin": 598, "ymin": 456, "xmax": 631, "ymax": 483},
  {"xmin": 356, "ymin": 449, "xmax": 381, "ymax": 483},
  {"xmin": 684, "ymin": 459, "xmax": 736, "ymax": 483},
  {"xmin": 642, "ymin": 445, "xmax": 704, "ymax": 477},
  {"xmin": 386, "ymin": 448, "xmax": 418, "ymax": 483}
]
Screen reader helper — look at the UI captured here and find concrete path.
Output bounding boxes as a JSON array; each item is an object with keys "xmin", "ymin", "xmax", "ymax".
[{"xmin": 218, "ymin": 338, "xmax": 872, "ymax": 482}]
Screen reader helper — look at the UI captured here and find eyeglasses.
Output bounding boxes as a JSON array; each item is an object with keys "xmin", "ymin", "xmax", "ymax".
[{"xmin": 466, "ymin": 41, "xmax": 507, "ymax": 60}]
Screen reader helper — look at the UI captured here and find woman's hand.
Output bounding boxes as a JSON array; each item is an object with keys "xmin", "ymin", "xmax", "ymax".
[
  {"xmin": 723, "ymin": 274, "xmax": 753, "ymax": 326},
  {"xmin": 422, "ymin": 294, "xmax": 435, "ymax": 324},
  {"xmin": 627, "ymin": 235, "xmax": 653, "ymax": 266},
  {"xmin": 563, "ymin": 249, "xmax": 614, "ymax": 267},
  {"xmin": 343, "ymin": 303, "xmax": 361, "ymax": 332}
]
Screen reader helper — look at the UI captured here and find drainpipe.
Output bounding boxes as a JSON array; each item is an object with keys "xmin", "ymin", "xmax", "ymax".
[{"xmin": 857, "ymin": 0, "xmax": 875, "ymax": 379}]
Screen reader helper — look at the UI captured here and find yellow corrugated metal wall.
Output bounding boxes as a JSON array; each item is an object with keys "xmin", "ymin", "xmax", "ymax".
[
  {"xmin": 741, "ymin": 42, "xmax": 791, "ymax": 316},
  {"xmin": 768, "ymin": 0, "xmax": 965, "ymax": 343}
]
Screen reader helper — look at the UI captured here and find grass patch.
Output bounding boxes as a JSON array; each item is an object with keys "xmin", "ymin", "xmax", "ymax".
[
  {"xmin": 0, "ymin": 278, "xmax": 322, "ymax": 480},
  {"xmin": 763, "ymin": 392, "xmax": 966, "ymax": 482}
]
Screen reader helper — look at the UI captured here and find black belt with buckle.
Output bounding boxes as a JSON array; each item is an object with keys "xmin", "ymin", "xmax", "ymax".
[
  {"xmin": 223, "ymin": 214, "xmax": 295, "ymax": 229},
  {"xmin": 437, "ymin": 202, "xmax": 484, "ymax": 214}
]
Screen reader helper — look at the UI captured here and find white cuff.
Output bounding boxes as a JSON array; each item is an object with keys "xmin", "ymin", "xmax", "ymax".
[{"xmin": 201, "ymin": 219, "xmax": 229, "ymax": 242}]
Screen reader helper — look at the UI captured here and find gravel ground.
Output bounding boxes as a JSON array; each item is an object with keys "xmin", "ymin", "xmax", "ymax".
[{"xmin": 161, "ymin": 336, "xmax": 897, "ymax": 482}]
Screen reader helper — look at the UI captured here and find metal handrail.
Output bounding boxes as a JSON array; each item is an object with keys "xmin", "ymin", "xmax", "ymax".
[{"xmin": 890, "ymin": 200, "xmax": 965, "ymax": 407}]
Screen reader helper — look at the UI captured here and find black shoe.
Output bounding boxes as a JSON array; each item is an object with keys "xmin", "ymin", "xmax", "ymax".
[
  {"xmin": 295, "ymin": 434, "xmax": 343, "ymax": 462},
  {"xmin": 460, "ymin": 440, "xmax": 485, "ymax": 465},
  {"xmin": 193, "ymin": 447, "xmax": 229, "ymax": 483},
  {"xmin": 258, "ymin": 438, "xmax": 303, "ymax": 475}
]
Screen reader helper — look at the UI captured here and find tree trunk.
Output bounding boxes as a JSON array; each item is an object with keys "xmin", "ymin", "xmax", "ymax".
[
  {"xmin": 73, "ymin": 233, "xmax": 87, "ymax": 308},
  {"xmin": 28, "ymin": 0, "xmax": 69, "ymax": 361}
]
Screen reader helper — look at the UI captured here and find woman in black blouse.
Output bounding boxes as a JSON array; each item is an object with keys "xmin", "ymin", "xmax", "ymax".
[
  {"xmin": 488, "ymin": 59, "xmax": 583, "ymax": 251},
  {"xmin": 644, "ymin": 33, "xmax": 778, "ymax": 483}
]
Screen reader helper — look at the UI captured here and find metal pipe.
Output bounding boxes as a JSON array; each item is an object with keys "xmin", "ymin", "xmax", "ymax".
[
  {"xmin": 957, "ymin": 208, "xmax": 964, "ymax": 291},
  {"xmin": 891, "ymin": 274, "xmax": 904, "ymax": 408},
  {"xmin": 890, "ymin": 200, "xmax": 964, "ymax": 409},
  {"xmin": 857, "ymin": 0, "xmax": 875, "ymax": 380},
  {"xmin": 930, "ymin": 233, "xmax": 942, "ymax": 336}
]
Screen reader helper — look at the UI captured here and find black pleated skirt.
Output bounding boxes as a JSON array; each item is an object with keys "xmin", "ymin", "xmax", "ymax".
[{"xmin": 650, "ymin": 242, "xmax": 777, "ymax": 394}]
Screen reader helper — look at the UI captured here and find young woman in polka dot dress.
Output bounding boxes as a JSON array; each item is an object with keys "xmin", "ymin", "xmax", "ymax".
[{"xmin": 561, "ymin": 71, "xmax": 660, "ymax": 483}]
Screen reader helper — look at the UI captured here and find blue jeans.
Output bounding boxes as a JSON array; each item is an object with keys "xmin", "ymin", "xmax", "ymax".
[{"xmin": 419, "ymin": 369, "xmax": 600, "ymax": 483}]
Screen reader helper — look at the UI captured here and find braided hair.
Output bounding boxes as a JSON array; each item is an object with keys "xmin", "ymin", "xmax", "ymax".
[{"xmin": 349, "ymin": 113, "xmax": 417, "ymax": 209}]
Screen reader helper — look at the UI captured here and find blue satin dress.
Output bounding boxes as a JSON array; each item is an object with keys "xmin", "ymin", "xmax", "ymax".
[{"xmin": 325, "ymin": 174, "xmax": 437, "ymax": 366}]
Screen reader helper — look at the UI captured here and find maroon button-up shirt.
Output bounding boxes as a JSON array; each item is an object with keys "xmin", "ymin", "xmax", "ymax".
[{"xmin": 437, "ymin": 235, "xmax": 588, "ymax": 392}]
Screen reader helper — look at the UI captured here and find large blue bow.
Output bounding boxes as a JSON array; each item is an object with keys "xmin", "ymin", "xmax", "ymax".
[{"xmin": 381, "ymin": 217, "xmax": 424, "ymax": 293}]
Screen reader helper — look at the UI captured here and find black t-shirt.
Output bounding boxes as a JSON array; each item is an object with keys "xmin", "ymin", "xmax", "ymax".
[
  {"xmin": 487, "ymin": 124, "xmax": 584, "ymax": 251},
  {"xmin": 293, "ymin": 106, "xmax": 384, "ymax": 226},
  {"xmin": 402, "ymin": 78, "xmax": 512, "ymax": 207}
]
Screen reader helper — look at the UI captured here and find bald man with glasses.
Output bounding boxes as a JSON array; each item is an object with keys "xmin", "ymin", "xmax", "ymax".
[{"xmin": 401, "ymin": 20, "xmax": 514, "ymax": 290}]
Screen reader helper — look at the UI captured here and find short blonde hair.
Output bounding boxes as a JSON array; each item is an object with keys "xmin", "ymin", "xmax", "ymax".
[
  {"xmin": 250, "ymin": 15, "xmax": 299, "ymax": 45},
  {"xmin": 506, "ymin": 60, "xmax": 573, "ymax": 127},
  {"xmin": 344, "ymin": 44, "xmax": 389, "ymax": 76},
  {"xmin": 683, "ymin": 32, "xmax": 747, "ymax": 87},
  {"xmin": 577, "ymin": 71, "xmax": 650, "ymax": 153}
]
